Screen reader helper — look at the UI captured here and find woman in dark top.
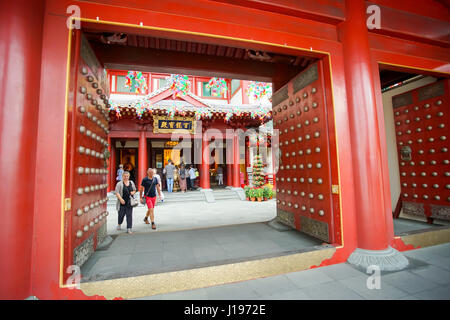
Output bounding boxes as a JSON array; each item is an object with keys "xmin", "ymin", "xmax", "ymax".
[{"xmin": 115, "ymin": 171, "xmax": 137, "ymax": 234}]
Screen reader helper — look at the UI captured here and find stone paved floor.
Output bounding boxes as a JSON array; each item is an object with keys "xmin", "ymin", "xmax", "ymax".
[
  {"xmin": 106, "ymin": 195, "xmax": 277, "ymax": 235},
  {"xmin": 393, "ymin": 218, "xmax": 439, "ymax": 235},
  {"xmin": 135, "ymin": 242, "xmax": 450, "ymax": 300},
  {"xmin": 84, "ymin": 197, "xmax": 448, "ymax": 299},
  {"xmin": 81, "ymin": 222, "xmax": 323, "ymax": 282}
]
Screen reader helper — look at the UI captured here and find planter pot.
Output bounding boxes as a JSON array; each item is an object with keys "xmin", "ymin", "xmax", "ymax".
[
  {"xmin": 246, "ymin": 197, "xmax": 250, "ymax": 201},
  {"xmin": 269, "ymin": 196, "xmax": 273, "ymax": 199},
  {"xmin": 263, "ymin": 197, "xmax": 267, "ymax": 201},
  {"xmin": 251, "ymin": 197, "xmax": 256, "ymax": 202},
  {"xmin": 257, "ymin": 197, "xmax": 262, "ymax": 202}
]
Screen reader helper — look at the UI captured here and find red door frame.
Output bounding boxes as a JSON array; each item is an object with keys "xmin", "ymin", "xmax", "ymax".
[{"xmin": 27, "ymin": 0, "xmax": 449, "ymax": 299}]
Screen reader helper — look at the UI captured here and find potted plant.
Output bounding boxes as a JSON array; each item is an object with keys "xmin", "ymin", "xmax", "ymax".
[
  {"xmin": 256, "ymin": 187, "xmax": 263, "ymax": 202},
  {"xmin": 263, "ymin": 186, "xmax": 271, "ymax": 201},
  {"xmin": 244, "ymin": 185, "xmax": 250, "ymax": 201},
  {"xmin": 249, "ymin": 188, "xmax": 256, "ymax": 201}
]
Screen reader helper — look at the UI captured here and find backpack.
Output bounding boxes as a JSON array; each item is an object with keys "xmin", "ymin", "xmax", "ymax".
[{"xmin": 179, "ymin": 169, "xmax": 186, "ymax": 179}]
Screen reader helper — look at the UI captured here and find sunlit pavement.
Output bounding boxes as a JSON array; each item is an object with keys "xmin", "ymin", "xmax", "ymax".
[{"xmin": 134, "ymin": 242, "xmax": 450, "ymax": 300}]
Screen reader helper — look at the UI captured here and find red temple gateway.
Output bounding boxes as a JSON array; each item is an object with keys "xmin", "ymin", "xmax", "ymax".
[{"xmin": 0, "ymin": 0, "xmax": 449, "ymax": 300}]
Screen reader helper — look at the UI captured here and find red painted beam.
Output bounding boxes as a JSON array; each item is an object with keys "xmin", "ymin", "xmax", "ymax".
[{"xmin": 209, "ymin": 0, "xmax": 345, "ymax": 25}]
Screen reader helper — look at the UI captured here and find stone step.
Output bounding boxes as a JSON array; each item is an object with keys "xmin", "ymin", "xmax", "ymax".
[{"xmin": 107, "ymin": 190, "xmax": 242, "ymax": 203}]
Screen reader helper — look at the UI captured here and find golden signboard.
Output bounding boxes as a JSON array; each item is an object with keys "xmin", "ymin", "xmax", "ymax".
[{"xmin": 153, "ymin": 116, "xmax": 196, "ymax": 134}]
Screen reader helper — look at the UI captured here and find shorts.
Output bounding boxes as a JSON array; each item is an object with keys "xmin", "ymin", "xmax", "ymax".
[{"xmin": 145, "ymin": 196, "xmax": 157, "ymax": 209}]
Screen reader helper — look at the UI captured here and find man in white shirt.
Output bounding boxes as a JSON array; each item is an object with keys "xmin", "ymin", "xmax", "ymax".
[
  {"xmin": 188, "ymin": 165, "xmax": 196, "ymax": 190},
  {"xmin": 153, "ymin": 168, "xmax": 164, "ymax": 203}
]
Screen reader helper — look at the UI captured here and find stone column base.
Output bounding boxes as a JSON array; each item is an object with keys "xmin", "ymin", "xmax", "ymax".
[
  {"xmin": 231, "ymin": 187, "xmax": 246, "ymax": 200},
  {"xmin": 347, "ymin": 246, "xmax": 409, "ymax": 271},
  {"xmin": 200, "ymin": 188, "xmax": 215, "ymax": 203}
]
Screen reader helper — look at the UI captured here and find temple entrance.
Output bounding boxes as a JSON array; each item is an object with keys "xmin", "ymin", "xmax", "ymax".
[{"xmin": 66, "ymin": 21, "xmax": 343, "ymax": 288}]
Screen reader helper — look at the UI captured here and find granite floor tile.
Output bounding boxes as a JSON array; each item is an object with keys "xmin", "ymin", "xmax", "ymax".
[
  {"xmin": 317, "ymin": 263, "xmax": 367, "ymax": 281},
  {"xmin": 300, "ymin": 281, "xmax": 365, "ymax": 300},
  {"xmin": 381, "ymin": 270, "xmax": 441, "ymax": 294},
  {"xmin": 338, "ymin": 275, "xmax": 410, "ymax": 300},
  {"xmin": 412, "ymin": 285, "xmax": 450, "ymax": 300},
  {"xmin": 285, "ymin": 268, "xmax": 335, "ymax": 288},
  {"xmin": 410, "ymin": 265, "xmax": 450, "ymax": 286},
  {"xmin": 247, "ymin": 275, "xmax": 299, "ymax": 297}
]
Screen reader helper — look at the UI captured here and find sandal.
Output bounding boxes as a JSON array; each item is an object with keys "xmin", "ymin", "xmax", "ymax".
[
  {"xmin": 143, "ymin": 217, "xmax": 150, "ymax": 224},
  {"xmin": 151, "ymin": 223, "xmax": 156, "ymax": 230}
]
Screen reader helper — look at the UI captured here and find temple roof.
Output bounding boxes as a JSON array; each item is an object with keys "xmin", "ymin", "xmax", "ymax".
[{"xmin": 108, "ymin": 85, "xmax": 273, "ymax": 124}]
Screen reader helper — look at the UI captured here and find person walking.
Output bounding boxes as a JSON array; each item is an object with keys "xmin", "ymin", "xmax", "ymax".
[
  {"xmin": 217, "ymin": 165, "xmax": 224, "ymax": 186},
  {"xmin": 116, "ymin": 164, "xmax": 124, "ymax": 181},
  {"xmin": 178, "ymin": 163, "xmax": 187, "ymax": 192},
  {"xmin": 115, "ymin": 171, "xmax": 137, "ymax": 234},
  {"xmin": 153, "ymin": 168, "xmax": 164, "ymax": 204},
  {"xmin": 163, "ymin": 159, "xmax": 175, "ymax": 193},
  {"xmin": 188, "ymin": 165, "xmax": 197, "ymax": 190},
  {"xmin": 186, "ymin": 165, "xmax": 191, "ymax": 191},
  {"xmin": 141, "ymin": 168, "xmax": 162, "ymax": 230}
]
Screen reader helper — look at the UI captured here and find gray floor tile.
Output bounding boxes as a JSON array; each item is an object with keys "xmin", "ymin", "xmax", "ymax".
[
  {"xmin": 429, "ymin": 257, "xmax": 450, "ymax": 271},
  {"xmin": 127, "ymin": 252, "xmax": 163, "ymax": 272},
  {"xmin": 410, "ymin": 265, "xmax": 450, "ymax": 286},
  {"xmin": 381, "ymin": 270, "xmax": 441, "ymax": 294},
  {"xmin": 247, "ymin": 275, "xmax": 298, "ymax": 296},
  {"xmin": 204, "ymin": 282, "xmax": 259, "ymax": 300},
  {"xmin": 393, "ymin": 219, "xmax": 436, "ymax": 234},
  {"xmin": 317, "ymin": 263, "xmax": 366, "ymax": 281},
  {"xmin": 413, "ymin": 285, "xmax": 450, "ymax": 300},
  {"xmin": 338, "ymin": 275, "xmax": 409, "ymax": 300},
  {"xmin": 285, "ymin": 268, "xmax": 335, "ymax": 288},
  {"xmin": 257, "ymin": 288, "xmax": 311, "ymax": 300},
  {"xmin": 85, "ymin": 254, "xmax": 132, "ymax": 277},
  {"xmin": 301, "ymin": 281, "xmax": 365, "ymax": 300},
  {"xmin": 421, "ymin": 243, "xmax": 450, "ymax": 258}
]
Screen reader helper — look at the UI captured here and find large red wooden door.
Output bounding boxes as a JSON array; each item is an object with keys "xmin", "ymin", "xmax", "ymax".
[
  {"xmin": 393, "ymin": 79, "xmax": 450, "ymax": 222},
  {"xmin": 63, "ymin": 31, "xmax": 110, "ymax": 281},
  {"xmin": 272, "ymin": 61, "xmax": 341, "ymax": 244}
]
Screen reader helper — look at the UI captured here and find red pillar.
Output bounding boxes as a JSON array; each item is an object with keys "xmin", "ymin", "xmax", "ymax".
[
  {"xmin": 0, "ymin": 0, "xmax": 45, "ymax": 299},
  {"xmin": 109, "ymin": 137, "xmax": 116, "ymax": 190},
  {"xmin": 244, "ymin": 137, "xmax": 250, "ymax": 185},
  {"xmin": 226, "ymin": 163, "xmax": 233, "ymax": 186},
  {"xmin": 200, "ymin": 134, "xmax": 210, "ymax": 189},
  {"xmin": 232, "ymin": 133, "xmax": 241, "ymax": 188},
  {"xmin": 138, "ymin": 130, "xmax": 147, "ymax": 186},
  {"xmin": 340, "ymin": 0, "xmax": 390, "ymax": 251}
]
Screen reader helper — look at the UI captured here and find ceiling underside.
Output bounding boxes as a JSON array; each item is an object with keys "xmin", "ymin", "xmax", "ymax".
[
  {"xmin": 84, "ymin": 30, "xmax": 433, "ymax": 92},
  {"xmin": 84, "ymin": 29, "xmax": 314, "ymax": 88}
]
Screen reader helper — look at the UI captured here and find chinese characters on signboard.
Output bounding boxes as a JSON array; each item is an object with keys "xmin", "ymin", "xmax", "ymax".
[{"xmin": 153, "ymin": 116, "xmax": 196, "ymax": 134}]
